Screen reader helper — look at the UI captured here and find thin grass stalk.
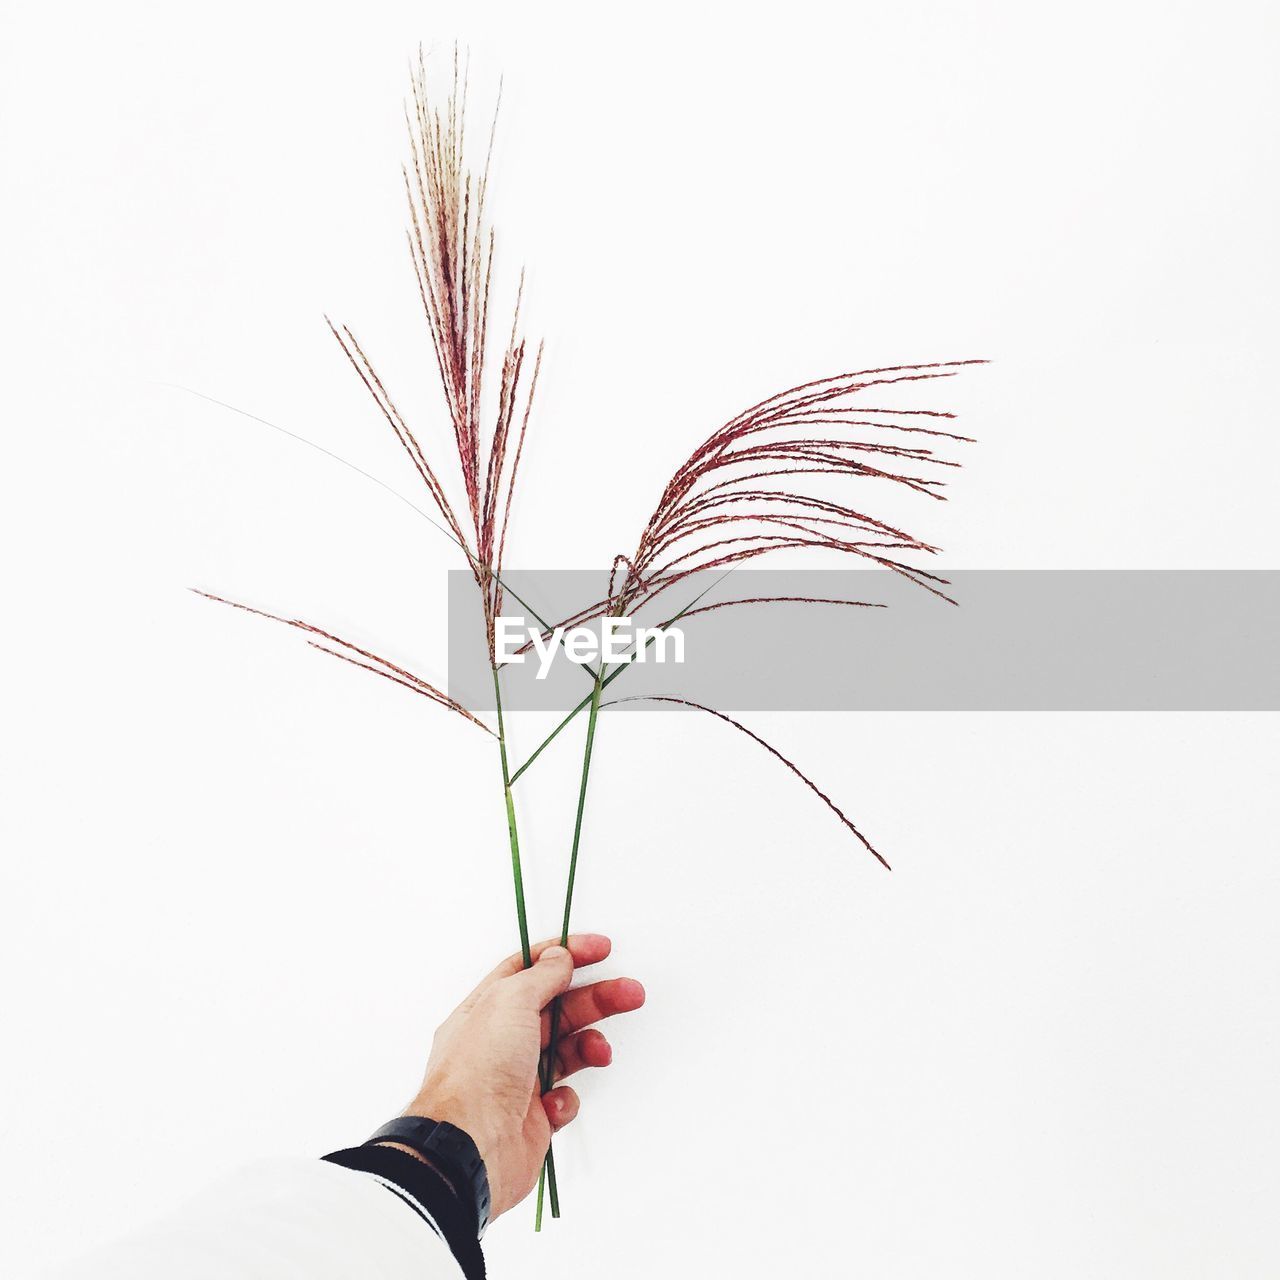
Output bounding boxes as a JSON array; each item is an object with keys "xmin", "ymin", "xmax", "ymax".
[
  {"xmin": 492, "ymin": 655, "xmax": 563, "ymax": 1231},
  {"xmin": 533, "ymin": 1140, "xmax": 557, "ymax": 1231},
  {"xmin": 491, "ymin": 663, "xmax": 532, "ymax": 967},
  {"xmin": 509, "ymin": 574, "xmax": 731, "ymax": 787},
  {"xmin": 509, "ymin": 685, "xmax": 599, "ymax": 787},
  {"xmin": 490, "ymin": 658, "xmax": 555, "ymax": 1231},
  {"xmin": 534, "ymin": 664, "xmax": 606, "ymax": 1222}
]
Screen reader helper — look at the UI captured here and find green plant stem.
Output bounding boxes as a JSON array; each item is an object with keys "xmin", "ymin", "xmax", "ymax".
[
  {"xmin": 525, "ymin": 577, "xmax": 731, "ymax": 1224},
  {"xmin": 509, "ymin": 576, "xmax": 728, "ymax": 786},
  {"xmin": 509, "ymin": 631, "xmax": 648, "ymax": 786},
  {"xmin": 535, "ymin": 665, "xmax": 606, "ymax": 1223},
  {"xmin": 534, "ymin": 1143, "xmax": 558, "ymax": 1231},
  {"xmin": 491, "ymin": 664, "xmax": 533, "ymax": 968},
  {"xmin": 509, "ymin": 685, "xmax": 601, "ymax": 786},
  {"xmin": 494, "ymin": 659, "xmax": 555, "ymax": 1231}
]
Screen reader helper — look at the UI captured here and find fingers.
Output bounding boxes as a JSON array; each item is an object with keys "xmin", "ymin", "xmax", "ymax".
[
  {"xmin": 505, "ymin": 944, "xmax": 575, "ymax": 1009},
  {"xmin": 541, "ymin": 976, "xmax": 645, "ymax": 1045},
  {"xmin": 552, "ymin": 1028, "xmax": 612, "ymax": 1081},
  {"xmin": 542, "ymin": 1085, "xmax": 580, "ymax": 1132},
  {"xmin": 481, "ymin": 934, "xmax": 612, "ymax": 989}
]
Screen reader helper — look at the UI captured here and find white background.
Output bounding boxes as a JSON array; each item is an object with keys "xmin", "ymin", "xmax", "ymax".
[{"xmin": 2, "ymin": 2, "xmax": 1278, "ymax": 1276}]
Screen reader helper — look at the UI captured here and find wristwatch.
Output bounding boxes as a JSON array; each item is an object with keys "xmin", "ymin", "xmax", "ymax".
[{"xmin": 367, "ymin": 1116, "xmax": 491, "ymax": 1238}]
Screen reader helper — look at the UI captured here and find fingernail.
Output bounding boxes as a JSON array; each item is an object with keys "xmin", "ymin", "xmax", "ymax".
[{"xmin": 542, "ymin": 945, "xmax": 569, "ymax": 962}]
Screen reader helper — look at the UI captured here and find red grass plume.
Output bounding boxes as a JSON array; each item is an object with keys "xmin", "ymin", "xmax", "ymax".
[{"xmin": 197, "ymin": 52, "xmax": 539, "ymax": 719}]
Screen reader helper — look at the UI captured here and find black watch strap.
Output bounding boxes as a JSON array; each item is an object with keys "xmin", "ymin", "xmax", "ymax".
[{"xmin": 368, "ymin": 1116, "xmax": 491, "ymax": 1238}]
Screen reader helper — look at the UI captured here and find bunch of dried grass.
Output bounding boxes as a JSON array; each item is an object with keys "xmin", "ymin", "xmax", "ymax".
[{"xmin": 196, "ymin": 51, "xmax": 981, "ymax": 1230}]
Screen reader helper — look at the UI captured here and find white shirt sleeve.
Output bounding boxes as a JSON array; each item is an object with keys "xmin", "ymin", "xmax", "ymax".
[{"xmin": 44, "ymin": 1158, "xmax": 466, "ymax": 1280}]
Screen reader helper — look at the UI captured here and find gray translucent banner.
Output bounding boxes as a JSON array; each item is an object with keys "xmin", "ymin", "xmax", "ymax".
[{"xmin": 446, "ymin": 570, "xmax": 1280, "ymax": 711}]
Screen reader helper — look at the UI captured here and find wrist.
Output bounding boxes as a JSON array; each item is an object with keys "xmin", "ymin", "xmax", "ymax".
[{"xmin": 405, "ymin": 1092, "xmax": 495, "ymax": 1168}]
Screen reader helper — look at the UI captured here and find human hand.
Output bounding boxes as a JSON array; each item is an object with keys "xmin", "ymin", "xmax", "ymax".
[{"xmin": 394, "ymin": 934, "xmax": 645, "ymax": 1220}]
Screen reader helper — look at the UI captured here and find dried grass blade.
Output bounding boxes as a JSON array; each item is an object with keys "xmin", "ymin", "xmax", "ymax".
[
  {"xmin": 193, "ymin": 589, "xmax": 492, "ymax": 734},
  {"xmin": 602, "ymin": 695, "xmax": 890, "ymax": 869}
]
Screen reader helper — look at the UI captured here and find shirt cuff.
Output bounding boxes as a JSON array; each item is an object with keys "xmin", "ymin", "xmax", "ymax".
[{"xmin": 322, "ymin": 1145, "xmax": 485, "ymax": 1280}]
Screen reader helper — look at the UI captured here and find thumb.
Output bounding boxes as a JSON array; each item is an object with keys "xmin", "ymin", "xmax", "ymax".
[{"xmin": 507, "ymin": 944, "xmax": 573, "ymax": 1009}]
